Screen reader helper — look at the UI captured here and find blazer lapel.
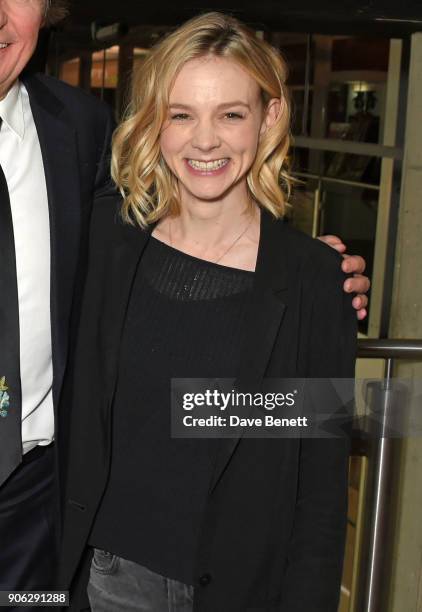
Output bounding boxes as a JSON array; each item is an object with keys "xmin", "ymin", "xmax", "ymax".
[
  {"xmin": 22, "ymin": 73, "xmax": 81, "ymax": 408},
  {"xmin": 102, "ymin": 218, "xmax": 153, "ymax": 406},
  {"xmin": 209, "ymin": 212, "xmax": 289, "ymax": 492}
]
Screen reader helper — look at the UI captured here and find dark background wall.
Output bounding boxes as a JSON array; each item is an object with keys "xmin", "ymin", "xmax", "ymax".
[{"xmin": 66, "ymin": 0, "xmax": 422, "ymax": 33}]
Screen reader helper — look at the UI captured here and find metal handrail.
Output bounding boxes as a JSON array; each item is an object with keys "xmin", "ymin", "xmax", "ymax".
[
  {"xmin": 358, "ymin": 337, "xmax": 422, "ymax": 358},
  {"xmin": 353, "ymin": 338, "xmax": 422, "ymax": 612},
  {"xmin": 294, "ymin": 170, "xmax": 380, "ymax": 191},
  {"xmin": 292, "ymin": 135, "xmax": 403, "ymax": 160}
]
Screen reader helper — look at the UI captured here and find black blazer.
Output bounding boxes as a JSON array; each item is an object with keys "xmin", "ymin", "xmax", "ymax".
[
  {"xmin": 60, "ymin": 195, "xmax": 357, "ymax": 612},
  {"xmin": 20, "ymin": 72, "xmax": 114, "ymax": 480}
]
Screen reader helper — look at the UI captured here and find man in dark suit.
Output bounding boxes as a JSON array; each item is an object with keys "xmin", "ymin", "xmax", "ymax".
[
  {"xmin": 0, "ymin": 0, "xmax": 114, "ymax": 595},
  {"xmin": 0, "ymin": 0, "xmax": 369, "ymax": 597}
]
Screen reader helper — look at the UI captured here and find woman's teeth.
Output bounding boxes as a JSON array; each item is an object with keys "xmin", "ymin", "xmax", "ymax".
[{"xmin": 188, "ymin": 159, "xmax": 229, "ymax": 171}]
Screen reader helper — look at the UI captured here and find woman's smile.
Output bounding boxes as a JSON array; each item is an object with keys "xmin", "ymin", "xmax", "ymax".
[{"xmin": 184, "ymin": 157, "xmax": 230, "ymax": 175}]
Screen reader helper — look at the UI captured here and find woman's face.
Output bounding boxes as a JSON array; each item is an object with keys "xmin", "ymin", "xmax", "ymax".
[{"xmin": 159, "ymin": 55, "xmax": 279, "ymax": 208}]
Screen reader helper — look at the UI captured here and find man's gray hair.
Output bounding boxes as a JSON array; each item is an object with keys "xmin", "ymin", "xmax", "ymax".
[{"xmin": 44, "ymin": 0, "xmax": 69, "ymax": 26}]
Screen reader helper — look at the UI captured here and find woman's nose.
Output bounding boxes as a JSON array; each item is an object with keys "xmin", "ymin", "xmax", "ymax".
[{"xmin": 191, "ymin": 119, "xmax": 221, "ymax": 151}]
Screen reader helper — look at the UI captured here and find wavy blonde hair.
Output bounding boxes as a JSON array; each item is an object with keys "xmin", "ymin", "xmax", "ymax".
[{"xmin": 112, "ymin": 12, "xmax": 293, "ymax": 227}]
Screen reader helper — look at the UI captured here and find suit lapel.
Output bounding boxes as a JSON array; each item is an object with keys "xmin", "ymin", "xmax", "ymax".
[
  {"xmin": 209, "ymin": 212, "xmax": 289, "ymax": 492},
  {"xmin": 22, "ymin": 74, "xmax": 81, "ymax": 407}
]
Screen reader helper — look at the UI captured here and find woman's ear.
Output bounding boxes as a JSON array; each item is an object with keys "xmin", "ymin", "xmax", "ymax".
[{"xmin": 260, "ymin": 98, "xmax": 283, "ymax": 136}]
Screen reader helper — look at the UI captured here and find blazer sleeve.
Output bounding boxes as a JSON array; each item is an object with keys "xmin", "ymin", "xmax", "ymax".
[{"xmin": 279, "ymin": 250, "xmax": 357, "ymax": 612}]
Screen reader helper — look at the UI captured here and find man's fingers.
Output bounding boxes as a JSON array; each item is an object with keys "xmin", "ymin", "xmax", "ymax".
[
  {"xmin": 318, "ymin": 234, "xmax": 346, "ymax": 253},
  {"xmin": 342, "ymin": 254, "xmax": 366, "ymax": 274},
  {"xmin": 344, "ymin": 274, "xmax": 371, "ymax": 294},
  {"xmin": 357, "ymin": 308, "xmax": 368, "ymax": 321},
  {"xmin": 352, "ymin": 294, "xmax": 368, "ymax": 310},
  {"xmin": 351, "ymin": 294, "xmax": 369, "ymax": 320}
]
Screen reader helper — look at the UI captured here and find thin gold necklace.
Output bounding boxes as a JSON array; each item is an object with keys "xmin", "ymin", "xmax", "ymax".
[{"xmin": 168, "ymin": 214, "xmax": 254, "ymax": 265}]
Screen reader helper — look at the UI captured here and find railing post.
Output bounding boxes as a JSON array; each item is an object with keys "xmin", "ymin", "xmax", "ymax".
[{"xmin": 357, "ymin": 358, "xmax": 408, "ymax": 611}]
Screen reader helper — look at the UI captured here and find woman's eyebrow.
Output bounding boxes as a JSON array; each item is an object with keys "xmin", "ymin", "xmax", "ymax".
[
  {"xmin": 169, "ymin": 101, "xmax": 251, "ymax": 109},
  {"xmin": 218, "ymin": 101, "xmax": 251, "ymax": 110}
]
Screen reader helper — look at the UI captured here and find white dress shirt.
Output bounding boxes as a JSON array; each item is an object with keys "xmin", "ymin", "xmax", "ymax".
[{"xmin": 0, "ymin": 80, "xmax": 54, "ymax": 454}]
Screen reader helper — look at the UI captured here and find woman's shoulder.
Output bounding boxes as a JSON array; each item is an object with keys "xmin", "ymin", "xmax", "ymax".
[
  {"xmin": 265, "ymin": 216, "xmax": 346, "ymax": 286},
  {"xmin": 90, "ymin": 192, "xmax": 148, "ymax": 242},
  {"xmin": 91, "ymin": 191, "xmax": 123, "ymax": 229}
]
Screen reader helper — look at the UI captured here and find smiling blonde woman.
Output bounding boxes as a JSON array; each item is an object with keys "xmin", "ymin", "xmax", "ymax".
[
  {"xmin": 112, "ymin": 11, "xmax": 292, "ymax": 227},
  {"xmin": 60, "ymin": 12, "xmax": 357, "ymax": 612}
]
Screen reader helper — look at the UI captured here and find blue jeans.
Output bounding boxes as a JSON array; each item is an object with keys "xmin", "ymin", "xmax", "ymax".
[{"xmin": 87, "ymin": 548, "xmax": 194, "ymax": 612}]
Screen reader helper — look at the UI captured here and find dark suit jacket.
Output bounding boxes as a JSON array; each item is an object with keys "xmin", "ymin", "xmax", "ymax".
[
  {"xmin": 20, "ymin": 72, "xmax": 114, "ymax": 499},
  {"xmin": 59, "ymin": 196, "xmax": 357, "ymax": 612}
]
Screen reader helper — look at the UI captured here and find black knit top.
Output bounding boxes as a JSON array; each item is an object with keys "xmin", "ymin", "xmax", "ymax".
[{"xmin": 89, "ymin": 236, "xmax": 254, "ymax": 585}]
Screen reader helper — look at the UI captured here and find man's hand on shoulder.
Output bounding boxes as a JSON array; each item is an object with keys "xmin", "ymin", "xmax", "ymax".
[{"xmin": 318, "ymin": 234, "xmax": 370, "ymax": 321}]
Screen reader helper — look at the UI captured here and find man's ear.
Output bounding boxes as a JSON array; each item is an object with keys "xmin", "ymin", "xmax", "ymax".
[{"xmin": 260, "ymin": 98, "xmax": 283, "ymax": 136}]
